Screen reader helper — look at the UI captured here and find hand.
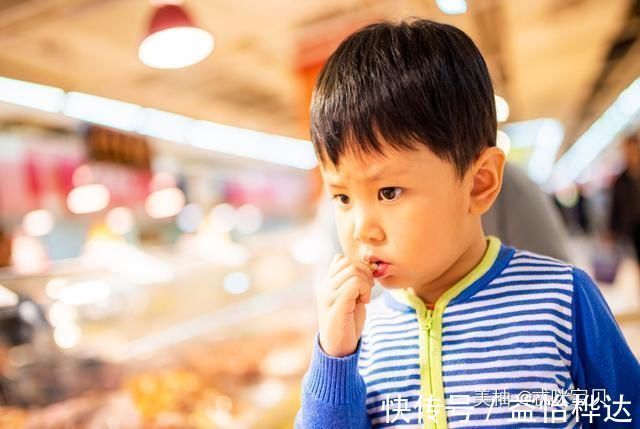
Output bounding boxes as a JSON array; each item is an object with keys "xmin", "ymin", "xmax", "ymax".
[{"xmin": 317, "ymin": 254, "xmax": 375, "ymax": 357}]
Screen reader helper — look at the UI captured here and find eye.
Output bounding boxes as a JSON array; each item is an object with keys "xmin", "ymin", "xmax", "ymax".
[
  {"xmin": 332, "ymin": 194, "xmax": 350, "ymax": 206},
  {"xmin": 378, "ymin": 187, "xmax": 402, "ymax": 202}
]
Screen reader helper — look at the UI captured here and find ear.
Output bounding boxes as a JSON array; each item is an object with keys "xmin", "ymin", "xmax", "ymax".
[{"xmin": 468, "ymin": 146, "xmax": 506, "ymax": 215}]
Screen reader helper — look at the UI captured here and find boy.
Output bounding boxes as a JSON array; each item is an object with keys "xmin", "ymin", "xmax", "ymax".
[{"xmin": 294, "ymin": 19, "xmax": 640, "ymax": 428}]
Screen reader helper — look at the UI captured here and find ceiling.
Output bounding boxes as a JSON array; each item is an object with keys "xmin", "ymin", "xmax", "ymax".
[{"xmin": 0, "ymin": 0, "xmax": 638, "ymax": 157}]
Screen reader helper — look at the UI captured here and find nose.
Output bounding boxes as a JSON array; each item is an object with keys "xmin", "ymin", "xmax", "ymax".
[{"xmin": 352, "ymin": 207, "xmax": 385, "ymax": 244}]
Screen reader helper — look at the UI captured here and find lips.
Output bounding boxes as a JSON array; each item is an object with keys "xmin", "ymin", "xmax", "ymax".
[
  {"xmin": 364, "ymin": 255, "xmax": 391, "ymax": 278},
  {"xmin": 372, "ymin": 262, "xmax": 390, "ymax": 278},
  {"xmin": 364, "ymin": 254, "xmax": 390, "ymax": 265}
]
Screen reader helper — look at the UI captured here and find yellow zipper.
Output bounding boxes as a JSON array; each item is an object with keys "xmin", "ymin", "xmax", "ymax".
[
  {"xmin": 390, "ymin": 236, "xmax": 502, "ymax": 429},
  {"xmin": 415, "ymin": 301, "xmax": 443, "ymax": 428}
]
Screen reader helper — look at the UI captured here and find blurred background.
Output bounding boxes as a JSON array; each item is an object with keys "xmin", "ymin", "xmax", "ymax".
[{"xmin": 0, "ymin": 0, "xmax": 638, "ymax": 427}]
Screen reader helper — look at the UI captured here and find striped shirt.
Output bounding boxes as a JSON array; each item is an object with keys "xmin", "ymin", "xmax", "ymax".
[{"xmin": 295, "ymin": 237, "xmax": 640, "ymax": 429}]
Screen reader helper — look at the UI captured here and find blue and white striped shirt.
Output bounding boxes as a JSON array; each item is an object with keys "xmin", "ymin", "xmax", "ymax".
[{"xmin": 295, "ymin": 239, "xmax": 640, "ymax": 428}]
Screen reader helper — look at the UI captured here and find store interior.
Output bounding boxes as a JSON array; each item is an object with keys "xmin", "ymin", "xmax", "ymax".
[{"xmin": 0, "ymin": 0, "xmax": 639, "ymax": 427}]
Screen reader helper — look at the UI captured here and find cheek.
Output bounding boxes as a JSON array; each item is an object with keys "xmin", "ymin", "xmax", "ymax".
[
  {"xmin": 393, "ymin": 192, "xmax": 467, "ymax": 265},
  {"xmin": 400, "ymin": 191, "xmax": 464, "ymax": 236},
  {"xmin": 434, "ymin": 182, "xmax": 469, "ymax": 229},
  {"xmin": 335, "ymin": 214, "xmax": 357, "ymax": 254}
]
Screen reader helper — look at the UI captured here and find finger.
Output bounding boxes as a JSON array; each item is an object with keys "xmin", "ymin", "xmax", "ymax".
[
  {"xmin": 328, "ymin": 254, "xmax": 374, "ymax": 279},
  {"xmin": 333, "ymin": 277, "xmax": 362, "ymax": 310},
  {"xmin": 350, "ymin": 259, "xmax": 375, "ymax": 283},
  {"xmin": 355, "ymin": 275, "xmax": 372, "ymax": 304},
  {"xmin": 317, "ymin": 256, "xmax": 350, "ymax": 306},
  {"xmin": 328, "ymin": 255, "xmax": 352, "ymax": 278},
  {"xmin": 331, "ymin": 265, "xmax": 372, "ymax": 291},
  {"xmin": 358, "ymin": 259, "xmax": 378, "ymax": 275},
  {"xmin": 327, "ymin": 270, "xmax": 373, "ymax": 306},
  {"xmin": 333, "ymin": 277, "xmax": 371, "ymax": 312}
]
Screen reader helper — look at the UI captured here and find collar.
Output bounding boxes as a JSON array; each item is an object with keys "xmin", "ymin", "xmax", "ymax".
[{"xmin": 382, "ymin": 235, "xmax": 515, "ymax": 312}]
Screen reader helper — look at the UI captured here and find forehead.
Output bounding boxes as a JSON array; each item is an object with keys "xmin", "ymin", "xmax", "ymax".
[{"xmin": 319, "ymin": 144, "xmax": 432, "ymax": 186}]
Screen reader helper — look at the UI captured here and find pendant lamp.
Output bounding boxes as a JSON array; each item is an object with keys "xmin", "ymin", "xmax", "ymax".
[{"xmin": 138, "ymin": 3, "xmax": 214, "ymax": 69}]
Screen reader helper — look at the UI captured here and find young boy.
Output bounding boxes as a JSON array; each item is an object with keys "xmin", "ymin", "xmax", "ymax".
[{"xmin": 294, "ymin": 19, "xmax": 640, "ymax": 429}]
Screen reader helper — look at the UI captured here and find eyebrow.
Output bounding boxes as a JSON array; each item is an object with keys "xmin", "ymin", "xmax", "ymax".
[{"xmin": 325, "ymin": 168, "xmax": 404, "ymax": 187}]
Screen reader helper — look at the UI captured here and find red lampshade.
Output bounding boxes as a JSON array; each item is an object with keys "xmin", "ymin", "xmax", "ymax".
[
  {"xmin": 146, "ymin": 4, "xmax": 195, "ymax": 35},
  {"xmin": 139, "ymin": 4, "xmax": 214, "ymax": 69}
]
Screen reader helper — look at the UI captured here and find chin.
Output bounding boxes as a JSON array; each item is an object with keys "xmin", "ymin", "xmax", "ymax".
[{"xmin": 375, "ymin": 276, "xmax": 402, "ymax": 288}]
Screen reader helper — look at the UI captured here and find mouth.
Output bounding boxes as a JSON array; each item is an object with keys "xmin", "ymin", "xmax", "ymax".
[{"xmin": 368, "ymin": 259, "xmax": 391, "ymax": 279}]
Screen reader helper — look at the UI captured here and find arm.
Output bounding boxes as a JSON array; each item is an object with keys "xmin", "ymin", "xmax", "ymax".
[
  {"xmin": 294, "ymin": 333, "xmax": 371, "ymax": 429},
  {"xmin": 571, "ymin": 267, "xmax": 640, "ymax": 427}
]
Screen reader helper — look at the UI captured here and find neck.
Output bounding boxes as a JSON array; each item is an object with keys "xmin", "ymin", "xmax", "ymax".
[{"xmin": 410, "ymin": 227, "xmax": 489, "ymax": 305}]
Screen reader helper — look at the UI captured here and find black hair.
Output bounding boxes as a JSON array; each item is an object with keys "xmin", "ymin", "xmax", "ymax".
[{"xmin": 310, "ymin": 18, "xmax": 497, "ymax": 178}]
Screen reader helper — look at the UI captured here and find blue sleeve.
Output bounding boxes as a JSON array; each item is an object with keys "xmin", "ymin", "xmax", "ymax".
[
  {"xmin": 571, "ymin": 267, "xmax": 640, "ymax": 427},
  {"xmin": 294, "ymin": 332, "xmax": 372, "ymax": 429}
]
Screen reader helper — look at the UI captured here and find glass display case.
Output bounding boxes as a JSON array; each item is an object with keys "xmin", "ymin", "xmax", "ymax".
[{"xmin": 0, "ymin": 225, "xmax": 326, "ymax": 428}]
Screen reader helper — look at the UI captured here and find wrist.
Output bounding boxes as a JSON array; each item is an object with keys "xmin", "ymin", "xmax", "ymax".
[
  {"xmin": 319, "ymin": 332, "xmax": 358, "ymax": 358},
  {"xmin": 304, "ymin": 332, "xmax": 365, "ymax": 404}
]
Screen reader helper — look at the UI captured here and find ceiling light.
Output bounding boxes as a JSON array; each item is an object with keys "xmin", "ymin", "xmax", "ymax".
[
  {"xmin": 495, "ymin": 95, "xmax": 510, "ymax": 123},
  {"xmin": 22, "ymin": 209, "xmax": 55, "ymax": 237},
  {"xmin": 67, "ymin": 184, "xmax": 111, "ymax": 214},
  {"xmin": 551, "ymin": 76, "xmax": 640, "ymax": 189},
  {"xmin": 0, "ymin": 77, "xmax": 64, "ymax": 112},
  {"xmin": 436, "ymin": 0, "xmax": 467, "ymax": 15},
  {"xmin": 139, "ymin": 4, "xmax": 214, "ymax": 69},
  {"xmin": 145, "ymin": 187, "xmax": 185, "ymax": 219},
  {"xmin": 64, "ymin": 92, "xmax": 143, "ymax": 131},
  {"xmin": 496, "ymin": 130, "xmax": 511, "ymax": 156}
]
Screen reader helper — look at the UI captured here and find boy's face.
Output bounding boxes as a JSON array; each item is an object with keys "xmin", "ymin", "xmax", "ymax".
[{"xmin": 320, "ymin": 143, "xmax": 482, "ymax": 291}]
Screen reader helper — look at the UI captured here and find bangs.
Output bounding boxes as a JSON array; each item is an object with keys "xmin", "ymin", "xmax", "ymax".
[{"xmin": 309, "ymin": 19, "xmax": 496, "ymax": 178}]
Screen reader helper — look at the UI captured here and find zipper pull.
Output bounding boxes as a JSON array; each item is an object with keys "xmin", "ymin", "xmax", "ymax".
[{"xmin": 421, "ymin": 308, "xmax": 433, "ymax": 331}]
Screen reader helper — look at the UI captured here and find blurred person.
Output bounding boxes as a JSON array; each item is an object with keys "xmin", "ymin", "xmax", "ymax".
[
  {"xmin": 483, "ymin": 162, "xmax": 572, "ymax": 262},
  {"xmin": 609, "ymin": 133, "xmax": 640, "ymax": 267},
  {"xmin": 294, "ymin": 19, "xmax": 640, "ymax": 428},
  {"xmin": 0, "ymin": 228, "xmax": 11, "ymax": 268},
  {"xmin": 575, "ymin": 185, "xmax": 592, "ymax": 234}
]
